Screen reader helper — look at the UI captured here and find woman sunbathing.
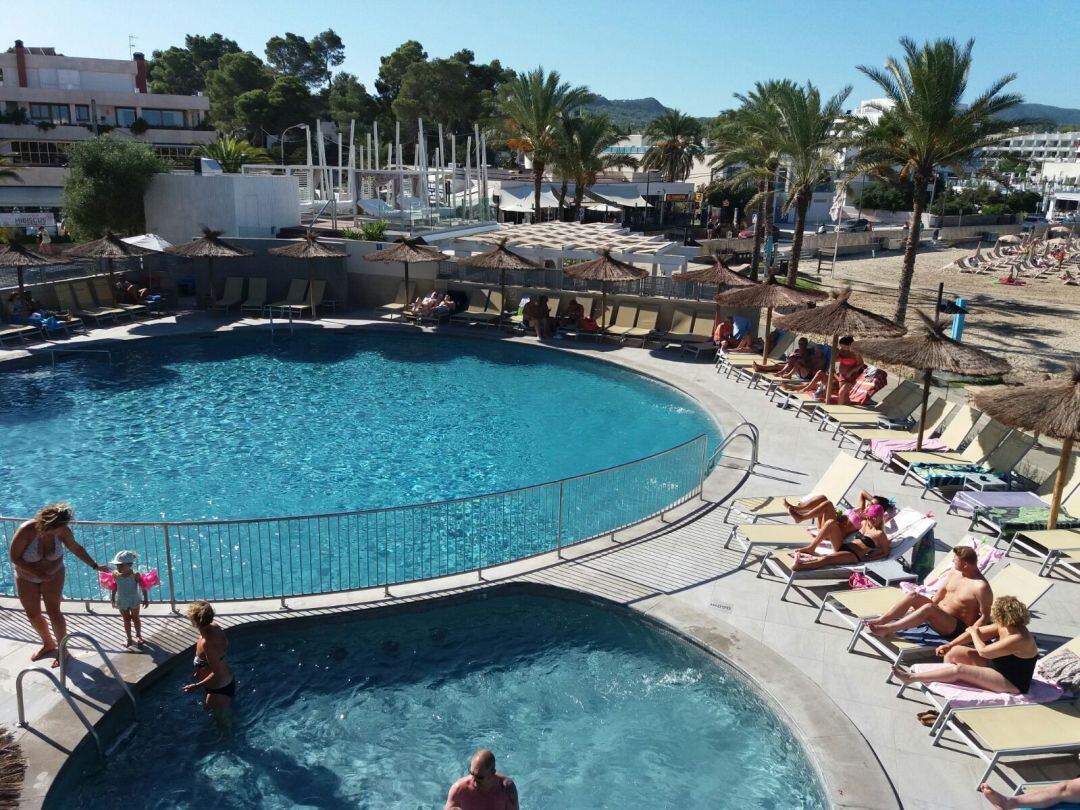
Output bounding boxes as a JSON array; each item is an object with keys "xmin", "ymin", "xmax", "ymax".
[
  {"xmin": 787, "ymin": 503, "xmax": 889, "ymax": 571},
  {"xmin": 891, "ymin": 595, "xmax": 1039, "ymax": 695}
]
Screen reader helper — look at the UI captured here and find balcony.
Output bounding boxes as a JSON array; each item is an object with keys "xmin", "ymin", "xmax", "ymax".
[{"xmin": 0, "ymin": 121, "xmax": 216, "ymax": 146}]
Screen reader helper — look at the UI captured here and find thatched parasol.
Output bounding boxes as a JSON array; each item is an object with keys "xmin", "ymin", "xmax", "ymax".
[
  {"xmin": 853, "ymin": 310, "xmax": 1009, "ymax": 449},
  {"xmin": 676, "ymin": 257, "xmax": 757, "ymax": 334},
  {"xmin": 268, "ymin": 231, "xmax": 346, "ymax": 318},
  {"xmin": 0, "ymin": 240, "xmax": 63, "ymax": 313},
  {"xmin": 363, "ymin": 237, "xmax": 446, "ymax": 318},
  {"xmin": 714, "ymin": 273, "xmax": 827, "ymax": 362},
  {"xmin": 458, "ymin": 237, "xmax": 543, "ymax": 324},
  {"xmin": 562, "ymin": 249, "xmax": 648, "ymax": 330},
  {"xmin": 165, "ymin": 228, "xmax": 254, "ymax": 306},
  {"xmin": 973, "ymin": 364, "xmax": 1080, "ymax": 529},
  {"xmin": 775, "ymin": 287, "xmax": 905, "ymax": 403},
  {"xmin": 65, "ymin": 232, "xmax": 154, "ymax": 291},
  {"xmin": 1048, "ymin": 225, "xmax": 1073, "ymax": 237}
]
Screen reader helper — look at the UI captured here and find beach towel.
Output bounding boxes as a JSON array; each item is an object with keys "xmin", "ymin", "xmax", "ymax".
[
  {"xmin": 974, "ymin": 505, "xmax": 1080, "ymax": 534},
  {"xmin": 909, "ymin": 462, "xmax": 990, "ymax": 488},
  {"xmin": 847, "ymin": 367, "xmax": 887, "ymax": 406},
  {"xmin": 911, "ymin": 663, "xmax": 1065, "ymax": 707},
  {"xmin": 871, "ymin": 438, "xmax": 949, "ymax": 465},
  {"xmin": 949, "ymin": 490, "xmax": 1047, "ymax": 518}
]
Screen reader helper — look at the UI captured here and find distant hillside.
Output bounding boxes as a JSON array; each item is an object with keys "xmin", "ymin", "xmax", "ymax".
[
  {"xmin": 583, "ymin": 96, "xmax": 671, "ymax": 131},
  {"xmin": 998, "ymin": 103, "xmax": 1080, "ymax": 127}
]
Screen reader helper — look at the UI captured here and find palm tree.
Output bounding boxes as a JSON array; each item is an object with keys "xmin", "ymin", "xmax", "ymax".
[
  {"xmin": 771, "ymin": 81, "xmax": 851, "ymax": 285},
  {"xmin": 710, "ymin": 83, "xmax": 793, "ymax": 278},
  {"xmin": 193, "ymin": 135, "xmax": 272, "ymax": 173},
  {"xmin": 641, "ymin": 110, "xmax": 704, "ymax": 182},
  {"xmin": 856, "ymin": 37, "xmax": 1022, "ymax": 323},
  {"xmin": 556, "ymin": 114, "xmax": 637, "ymax": 220},
  {"xmin": 497, "ymin": 68, "xmax": 592, "ymax": 220}
]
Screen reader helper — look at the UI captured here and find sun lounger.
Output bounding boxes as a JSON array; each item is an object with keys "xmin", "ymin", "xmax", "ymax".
[
  {"xmin": 91, "ymin": 276, "xmax": 148, "ymax": 319},
  {"xmin": 375, "ymin": 281, "xmax": 417, "ymax": 319},
  {"xmin": 998, "ymin": 487, "xmax": 1080, "ymax": 564},
  {"xmin": 894, "ymin": 419, "xmax": 1010, "ymax": 483},
  {"xmin": 902, "ymin": 429, "xmax": 1035, "ymax": 499},
  {"xmin": 726, "ymin": 451, "xmax": 866, "ymax": 524},
  {"xmin": 798, "ymin": 380, "xmax": 924, "ymax": 430},
  {"xmin": 74, "ymin": 280, "xmax": 132, "ymax": 322},
  {"xmin": 841, "ymin": 399, "xmax": 954, "ymax": 454},
  {"xmin": 0, "ymin": 321, "xmax": 39, "ymax": 346},
  {"xmin": 622, "ymin": 306, "xmax": 659, "ymax": 346},
  {"xmin": 658, "ymin": 307, "xmax": 696, "ymax": 346},
  {"xmin": 276, "ymin": 280, "xmax": 325, "ymax": 318},
  {"xmin": 267, "ymin": 279, "xmax": 308, "ymax": 317},
  {"xmin": 727, "ymin": 506, "xmax": 927, "ymax": 570},
  {"xmin": 952, "ymin": 455, "xmax": 1080, "ymax": 519},
  {"xmin": 58, "ymin": 282, "xmax": 123, "ymax": 325},
  {"xmin": 853, "ymin": 402, "xmax": 975, "ymax": 462},
  {"xmin": 820, "ymin": 561, "xmax": 1051, "ymax": 673},
  {"xmin": 943, "ymin": 698, "xmax": 1080, "ymax": 787},
  {"xmin": 604, "ymin": 305, "xmax": 639, "ymax": 338},
  {"xmin": 241, "ymin": 277, "xmax": 268, "ymax": 315},
  {"xmin": 718, "ymin": 333, "xmax": 798, "ymax": 379},
  {"xmin": 451, "ymin": 288, "xmax": 498, "ymax": 324},
  {"xmin": 759, "ymin": 514, "xmax": 936, "ymax": 602},
  {"xmin": 211, "ymin": 277, "xmax": 245, "ymax": 311}
]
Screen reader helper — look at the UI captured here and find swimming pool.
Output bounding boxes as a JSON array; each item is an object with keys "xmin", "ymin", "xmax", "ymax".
[
  {"xmin": 49, "ymin": 591, "xmax": 827, "ymax": 809},
  {"xmin": 0, "ymin": 330, "xmax": 715, "ymax": 521},
  {"xmin": 0, "ymin": 330, "xmax": 718, "ymax": 600}
]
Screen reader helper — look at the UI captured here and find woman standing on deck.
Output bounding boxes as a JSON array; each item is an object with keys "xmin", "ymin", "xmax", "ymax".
[{"xmin": 8, "ymin": 503, "xmax": 109, "ymax": 666}]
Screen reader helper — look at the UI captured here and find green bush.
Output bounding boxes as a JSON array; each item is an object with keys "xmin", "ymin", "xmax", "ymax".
[
  {"xmin": 62, "ymin": 136, "xmax": 165, "ymax": 239},
  {"xmin": 343, "ymin": 221, "xmax": 390, "ymax": 241}
]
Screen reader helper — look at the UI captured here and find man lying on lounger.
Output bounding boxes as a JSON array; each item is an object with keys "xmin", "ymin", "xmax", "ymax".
[{"xmin": 865, "ymin": 545, "xmax": 992, "ymax": 639}]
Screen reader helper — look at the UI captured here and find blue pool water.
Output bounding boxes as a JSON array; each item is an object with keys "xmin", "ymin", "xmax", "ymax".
[
  {"xmin": 51, "ymin": 592, "xmax": 827, "ymax": 809},
  {"xmin": 0, "ymin": 331, "xmax": 716, "ymax": 522}
]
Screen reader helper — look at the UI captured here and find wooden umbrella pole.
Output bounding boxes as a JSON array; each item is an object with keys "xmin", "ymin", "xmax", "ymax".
[
  {"xmin": 761, "ymin": 306, "xmax": 773, "ymax": 363},
  {"xmin": 16, "ymin": 267, "xmax": 26, "ymax": 310},
  {"xmin": 601, "ymin": 285, "xmax": 607, "ymax": 331},
  {"xmin": 1048, "ymin": 437, "xmax": 1074, "ymax": 530},
  {"xmin": 206, "ymin": 256, "xmax": 214, "ymax": 309},
  {"xmin": 915, "ymin": 368, "xmax": 933, "ymax": 450},
  {"xmin": 825, "ymin": 334, "xmax": 839, "ymax": 403},
  {"xmin": 500, "ymin": 268, "xmax": 506, "ymax": 327},
  {"xmin": 308, "ymin": 257, "xmax": 316, "ymax": 319},
  {"xmin": 403, "ymin": 261, "xmax": 410, "ymax": 320}
]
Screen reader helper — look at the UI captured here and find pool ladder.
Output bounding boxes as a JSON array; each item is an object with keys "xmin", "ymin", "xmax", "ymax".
[{"xmin": 15, "ymin": 632, "xmax": 137, "ymax": 761}]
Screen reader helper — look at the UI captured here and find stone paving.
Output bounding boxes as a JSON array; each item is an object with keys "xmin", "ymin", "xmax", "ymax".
[{"xmin": 2, "ymin": 311, "xmax": 1078, "ymax": 808}]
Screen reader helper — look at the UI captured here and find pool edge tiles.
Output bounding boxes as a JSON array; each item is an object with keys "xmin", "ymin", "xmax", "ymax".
[{"xmin": 43, "ymin": 585, "xmax": 843, "ymax": 810}]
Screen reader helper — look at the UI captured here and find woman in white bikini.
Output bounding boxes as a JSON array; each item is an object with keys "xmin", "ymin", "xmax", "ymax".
[{"xmin": 8, "ymin": 503, "xmax": 109, "ymax": 666}]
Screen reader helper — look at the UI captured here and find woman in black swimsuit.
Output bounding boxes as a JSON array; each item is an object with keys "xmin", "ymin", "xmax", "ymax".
[
  {"xmin": 789, "ymin": 507, "xmax": 889, "ymax": 571},
  {"xmin": 891, "ymin": 595, "xmax": 1039, "ymax": 694},
  {"xmin": 183, "ymin": 601, "xmax": 236, "ymax": 716}
]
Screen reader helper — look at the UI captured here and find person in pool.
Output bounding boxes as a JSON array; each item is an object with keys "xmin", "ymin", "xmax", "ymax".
[
  {"xmin": 865, "ymin": 545, "xmax": 992, "ymax": 639},
  {"xmin": 183, "ymin": 601, "xmax": 236, "ymax": 718},
  {"xmin": 892, "ymin": 595, "xmax": 1039, "ymax": 695},
  {"xmin": 445, "ymin": 749, "xmax": 519, "ymax": 810},
  {"xmin": 8, "ymin": 503, "xmax": 110, "ymax": 667}
]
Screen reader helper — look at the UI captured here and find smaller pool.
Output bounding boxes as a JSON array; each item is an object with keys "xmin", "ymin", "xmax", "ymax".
[{"xmin": 52, "ymin": 591, "xmax": 826, "ymax": 809}]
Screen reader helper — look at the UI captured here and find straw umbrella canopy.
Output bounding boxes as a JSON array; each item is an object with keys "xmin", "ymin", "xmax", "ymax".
[
  {"xmin": 268, "ymin": 231, "xmax": 346, "ymax": 319},
  {"xmin": 362, "ymin": 237, "xmax": 446, "ymax": 314},
  {"xmin": 973, "ymin": 364, "xmax": 1080, "ymax": 529},
  {"xmin": 0, "ymin": 240, "xmax": 63, "ymax": 312},
  {"xmin": 1048, "ymin": 225, "xmax": 1073, "ymax": 237},
  {"xmin": 852, "ymin": 310, "xmax": 1009, "ymax": 450},
  {"xmin": 165, "ymin": 228, "xmax": 254, "ymax": 305},
  {"xmin": 775, "ymin": 287, "xmax": 905, "ymax": 403},
  {"xmin": 561, "ymin": 249, "xmax": 648, "ymax": 330},
  {"xmin": 675, "ymin": 256, "xmax": 757, "ymax": 331},
  {"xmin": 457, "ymin": 237, "xmax": 543, "ymax": 324},
  {"xmin": 997, "ymin": 235, "xmax": 1023, "ymax": 246},
  {"xmin": 714, "ymin": 273, "xmax": 828, "ymax": 363},
  {"xmin": 64, "ymin": 231, "xmax": 154, "ymax": 290}
]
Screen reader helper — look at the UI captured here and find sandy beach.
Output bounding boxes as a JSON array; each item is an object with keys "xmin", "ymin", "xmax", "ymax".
[{"xmin": 812, "ymin": 244, "xmax": 1079, "ymax": 378}]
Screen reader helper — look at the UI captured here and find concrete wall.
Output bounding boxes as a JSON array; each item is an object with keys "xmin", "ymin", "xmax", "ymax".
[{"xmin": 144, "ymin": 174, "xmax": 301, "ymax": 245}]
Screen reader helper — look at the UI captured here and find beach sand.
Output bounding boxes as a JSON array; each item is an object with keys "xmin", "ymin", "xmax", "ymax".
[{"xmin": 811, "ymin": 244, "xmax": 1079, "ymax": 378}]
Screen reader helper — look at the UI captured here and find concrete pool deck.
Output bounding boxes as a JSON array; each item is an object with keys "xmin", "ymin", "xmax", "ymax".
[{"xmin": 2, "ymin": 311, "xmax": 1078, "ymax": 809}]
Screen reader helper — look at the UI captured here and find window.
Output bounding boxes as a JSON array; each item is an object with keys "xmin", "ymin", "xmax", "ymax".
[
  {"xmin": 74, "ymin": 104, "xmax": 90, "ymax": 122},
  {"xmin": 116, "ymin": 107, "xmax": 137, "ymax": 127},
  {"xmin": 9, "ymin": 141, "xmax": 71, "ymax": 167},
  {"xmin": 153, "ymin": 144, "xmax": 198, "ymax": 168},
  {"xmin": 28, "ymin": 103, "xmax": 71, "ymax": 124},
  {"xmin": 139, "ymin": 108, "xmax": 185, "ymax": 128}
]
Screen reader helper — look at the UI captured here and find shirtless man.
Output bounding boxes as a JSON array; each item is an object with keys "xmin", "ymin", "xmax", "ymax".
[
  {"xmin": 866, "ymin": 545, "xmax": 991, "ymax": 638},
  {"xmin": 980, "ymin": 777, "xmax": 1080, "ymax": 809}
]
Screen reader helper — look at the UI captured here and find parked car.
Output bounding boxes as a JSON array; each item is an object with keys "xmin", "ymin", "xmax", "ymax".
[
  {"xmin": 837, "ymin": 218, "xmax": 871, "ymax": 232},
  {"xmin": 736, "ymin": 224, "xmax": 781, "ymax": 239},
  {"xmin": 1021, "ymin": 215, "xmax": 1048, "ymax": 231}
]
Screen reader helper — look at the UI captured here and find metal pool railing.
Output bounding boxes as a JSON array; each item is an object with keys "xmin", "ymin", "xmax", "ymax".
[{"xmin": 0, "ymin": 435, "xmax": 709, "ymax": 608}]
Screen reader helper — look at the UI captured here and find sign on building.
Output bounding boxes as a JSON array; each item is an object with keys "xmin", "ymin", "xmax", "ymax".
[{"xmin": 0, "ymin": 212, "xmax": 56, "ymax": 228}]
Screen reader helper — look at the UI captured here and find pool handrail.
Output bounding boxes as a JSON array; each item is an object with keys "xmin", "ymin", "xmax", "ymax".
[
  {"xmin": 16, "ymin": 666, "xmax": 104, "ymax": 761},
  {"xmin": 59, "ymin": 632, "xmax": 138, "ymax": 719}
]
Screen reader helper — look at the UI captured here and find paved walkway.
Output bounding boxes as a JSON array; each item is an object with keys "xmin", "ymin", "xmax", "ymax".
[{"xmin": 2, "ymin": 313, "xmax": 1078, "ymax": 809}]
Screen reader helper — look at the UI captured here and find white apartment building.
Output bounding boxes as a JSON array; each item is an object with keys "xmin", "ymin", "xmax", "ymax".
[
  {"xmin": 982, "ymin": 130, "xmax": 1080, "ymax": 163},
  {"xmin": 0, "ymin": 39, "xmax": 215, "ymax": 217}
]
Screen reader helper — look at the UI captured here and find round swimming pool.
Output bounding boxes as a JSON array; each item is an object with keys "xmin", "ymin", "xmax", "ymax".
[
  {"xmin": 0, "ymin": 330, "xmax": 717, "ymax": 522},
  {"xmin": 49, "ymin": 591, "xmax": 827, "ymax": 809}
]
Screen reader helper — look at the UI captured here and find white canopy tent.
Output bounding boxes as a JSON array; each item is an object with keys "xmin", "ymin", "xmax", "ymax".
[
  {"xmin": 498, "ymin": 184, "xmax": 562, "ymax": 213},
  {"xmin": 121, "ymin": 233, "xmax": 173, "ymax": 252}
]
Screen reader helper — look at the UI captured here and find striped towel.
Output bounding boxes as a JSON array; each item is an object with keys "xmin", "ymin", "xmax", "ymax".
[
  {"xmin": 909, "ymin": 462, "xmax": 990, "ymax": 488},
  {"xmin": 975, "ymin": 505, "xmax": 1080, "ymax": 534},
  {"xmin": 870, "ymin": 437, "xmax": 949, "ymax": 465}
]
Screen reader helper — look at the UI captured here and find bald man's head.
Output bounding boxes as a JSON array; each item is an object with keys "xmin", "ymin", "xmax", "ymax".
[{"xmin": 470, "ymin": 749, "xmax": 496, "ymax": 776}]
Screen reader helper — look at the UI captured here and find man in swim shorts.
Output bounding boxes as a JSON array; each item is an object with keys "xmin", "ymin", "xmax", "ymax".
[
  {"xmin": 445, "ymin": 749, "xmax": 519, "ymax": 810},
  {"xmin": 866, "ymin": 545, "xmax": 992, "ymax": 639}
]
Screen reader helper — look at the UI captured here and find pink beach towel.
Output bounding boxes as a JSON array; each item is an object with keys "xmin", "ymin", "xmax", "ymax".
[
  {"xmin": 870, "ymin": 437, "xmax": 949, "ymax": 464},
  {"xmin": 911, "ymin": 664, "xmax": 1065, "ymax": 708}
]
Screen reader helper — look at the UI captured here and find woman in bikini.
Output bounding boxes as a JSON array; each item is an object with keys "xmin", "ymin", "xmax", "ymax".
[
  {"xmin": 788, "ymin": 502, "xmax": 890, "ymax": 571},
  {"xmin": 892, "ymin": 595, "xmax": 1039, "ymax": 695},
  {"xmin": 183, "ymin": 601, "xmax": 236, "ymax": 721},
  {"xmin": 8, "ymin": 503, "xmax": 109, "ymax": 666},
  {"xmin": 784, "ymin": 490, "xmax": 893, "ymax": 556}
]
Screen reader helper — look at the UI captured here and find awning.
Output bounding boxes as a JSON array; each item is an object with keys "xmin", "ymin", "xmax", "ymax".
[
  {"xmin": 585, "ymin": 186, "xmax": 651, "ymax": 208},
  {"xmin": 498, "ymin": 184, "xmax": 561, "ymax": 212}
]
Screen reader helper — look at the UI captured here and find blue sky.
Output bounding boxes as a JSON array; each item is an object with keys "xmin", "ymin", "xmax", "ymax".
[{"xmin": 18, "ymin": 0, "xmax": 1080, "ymax": 115}]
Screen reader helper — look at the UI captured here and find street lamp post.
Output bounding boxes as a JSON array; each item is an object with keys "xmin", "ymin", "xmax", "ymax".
[{"xmin": 280, "ymin": 123, "xmax": 310, "ymax": 166}]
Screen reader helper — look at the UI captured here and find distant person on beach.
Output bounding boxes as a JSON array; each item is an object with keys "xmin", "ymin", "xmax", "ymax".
[
  {"xmin": 8, "ymin": 503, "xmax": 109, "ymax": 667},
  {"xmin": 445, "ymin": 749, "xmax": 519, "ymax": 810}
]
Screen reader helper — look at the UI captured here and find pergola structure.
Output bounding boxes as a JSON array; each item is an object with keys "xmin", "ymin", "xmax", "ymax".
[{"xmin": 451, "ymin": 222, "xmax": 688, "ymax": 275}]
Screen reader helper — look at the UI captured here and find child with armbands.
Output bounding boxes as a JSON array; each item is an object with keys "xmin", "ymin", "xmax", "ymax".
[{"xmin": 99, "ymin": 550, "xmax": 158, "ymax": 647}]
